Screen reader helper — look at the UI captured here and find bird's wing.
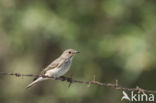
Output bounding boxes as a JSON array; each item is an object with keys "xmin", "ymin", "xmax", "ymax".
[
  {"xmin": 33, "ymin": 57, "xmax": 66, "ymax": 81},
  {"xmin": 40, "ymin": 57, "xmax": 67, "ymax": 75}
]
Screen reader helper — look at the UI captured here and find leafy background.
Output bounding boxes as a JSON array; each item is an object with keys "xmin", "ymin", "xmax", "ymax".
[{"xmin": 0, "ymin": 0, "xmax": 156, "ymax": 103}]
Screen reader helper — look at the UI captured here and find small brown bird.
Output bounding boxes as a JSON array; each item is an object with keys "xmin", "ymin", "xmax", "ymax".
[{"xmin": 26, "ymin": 49, "xmax": 80, "ymax": 89}]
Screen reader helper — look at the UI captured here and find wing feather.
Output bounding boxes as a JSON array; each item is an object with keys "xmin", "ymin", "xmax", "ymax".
[
  {"xmin": 33, "ymin": 57, "xmax": 66, "ymax": 81},
  {"xmin": 41, "ymin": 57, "xmax": 67, "ymax": 75}
]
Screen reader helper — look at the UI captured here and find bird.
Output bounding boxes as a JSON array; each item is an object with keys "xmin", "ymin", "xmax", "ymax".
[{"xmin": 26, "ymin": 49, "xmax": 80, "ymax": 89}]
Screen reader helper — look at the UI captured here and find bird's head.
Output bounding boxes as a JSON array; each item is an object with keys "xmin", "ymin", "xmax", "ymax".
[{"xmin": 61, "ymin": 49, "xmax": 80, "ymax": 58}]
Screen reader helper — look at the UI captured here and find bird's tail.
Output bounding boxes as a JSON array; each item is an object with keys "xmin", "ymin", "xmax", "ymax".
[{"xmin": 26, "ymin": 77, "xmax": 47, "ymax": 89}]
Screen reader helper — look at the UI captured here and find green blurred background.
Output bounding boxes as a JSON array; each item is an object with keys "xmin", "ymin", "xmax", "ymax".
[{"xmin": 0, "ymin": 0, "xmax": 156, "ymax": 103}]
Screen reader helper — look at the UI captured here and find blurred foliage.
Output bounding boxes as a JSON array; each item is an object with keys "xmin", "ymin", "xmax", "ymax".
[{"xmin": 0, "ymin": 0, "xmax": 156, "ymax": 103}]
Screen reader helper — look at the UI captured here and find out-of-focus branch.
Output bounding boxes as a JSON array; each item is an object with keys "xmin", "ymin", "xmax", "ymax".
[{"xmin": 0, "ymin": 72, "xmax": 156, "ymax": 94}]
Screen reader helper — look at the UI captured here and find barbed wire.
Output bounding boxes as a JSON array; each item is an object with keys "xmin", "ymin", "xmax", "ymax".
[{"xmin": 0, "ymin": 72, "xmax": 156, "ymax": 94}]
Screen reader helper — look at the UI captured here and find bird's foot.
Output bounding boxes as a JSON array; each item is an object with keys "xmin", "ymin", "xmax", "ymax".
[
  {"xmin": 60, "ymin": 76, "xmax": 66, "ymax": 81},
  {"xmin": 53, "ymin": 77, "xmax": 59, "ymax": 80},
  {"xmin": 67, "ymin": 77, "xmax": 72, "ymax": 83}
]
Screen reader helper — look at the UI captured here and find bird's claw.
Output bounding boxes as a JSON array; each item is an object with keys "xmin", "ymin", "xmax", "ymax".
[
  {"xmin": 67, "ymin": 77, "xmax": 72, "ymax": 83},
  {"xmin": 60, "ymin": 76, "xmax": 66, "ymax": 81}
]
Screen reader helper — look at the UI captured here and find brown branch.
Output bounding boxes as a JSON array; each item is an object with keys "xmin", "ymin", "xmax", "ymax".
[{"xmin": 0, "ymin": 72, "xmax": 156, "ymax": 94}]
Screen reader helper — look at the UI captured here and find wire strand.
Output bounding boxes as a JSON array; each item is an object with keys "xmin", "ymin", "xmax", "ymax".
[{"xmin": 0, "ymin": 72, "xmax": 156, "ymax": 94}]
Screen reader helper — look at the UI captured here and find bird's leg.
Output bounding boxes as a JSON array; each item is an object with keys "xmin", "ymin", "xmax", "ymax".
[
  {"xmin": 53, "ymin": 77, "xmax": 59, "ymax": 80},
  {"xmin": 60, "ymin": 76, "xmax": 66, "ymax": 81},
  {"xmin": 67, "ymin": 77, "xmax": 72, "ymax": 83}
]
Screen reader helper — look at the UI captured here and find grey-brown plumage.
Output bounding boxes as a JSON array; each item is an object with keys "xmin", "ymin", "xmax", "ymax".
[{"xmin": 26, "ymin": 49, "xmax": 80, "ymax": 89}]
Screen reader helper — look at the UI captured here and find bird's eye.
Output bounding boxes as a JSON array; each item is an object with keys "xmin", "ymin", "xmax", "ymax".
[{"xmin": 68, "ymin": 51, "xmax": 71, "ymax": 54}]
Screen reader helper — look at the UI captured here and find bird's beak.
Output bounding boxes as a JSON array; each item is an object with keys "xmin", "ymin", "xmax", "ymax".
[
  {"xmin": 75, "ymin": 51, "xmax": 80, "ymax": 54},
  {"xmin": 76, "ymin": 51, "xmax": 80, "ymax": 54}
]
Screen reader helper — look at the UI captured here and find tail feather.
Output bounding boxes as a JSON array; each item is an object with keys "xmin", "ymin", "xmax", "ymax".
[{"xmin": 26, "ymin": 77, "xmax": 47, "ymax": 89}]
